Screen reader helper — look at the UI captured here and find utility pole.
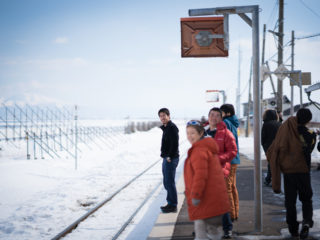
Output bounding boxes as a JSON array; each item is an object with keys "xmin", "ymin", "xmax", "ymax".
[
  {"xmin": 220, "ymin": 90, "xmax": 227, "ymax": 104},
  {"xmin": 237, "ymin": 47, "xmax": 241, "ymax": 117},
  {"xmin": 277, "ymin": 0, "xmax": 284, "ymax": 111},
  {"xmin": 290, "ymin": 31, "xmax": 295, "ymax": 116},
  {"xmin": 261, "ymin": 24, "xmax": 266, "ymax": 100}
]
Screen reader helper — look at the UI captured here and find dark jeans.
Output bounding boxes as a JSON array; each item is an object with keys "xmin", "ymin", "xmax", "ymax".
[
  {"xmin": 283, "ymin": 173, "xmax": 313, "ymax": 233},
  {"xmin": 162, "ymin": 157, "xmax": 179, "ymax": 206},
  {"xmin": 222, "ymin": 212, "xmax": 233, "ymax": 232}
]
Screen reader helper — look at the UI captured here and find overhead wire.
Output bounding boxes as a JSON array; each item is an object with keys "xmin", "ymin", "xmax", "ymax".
[
  {"xmin": 239, "ymin": 57, "xmax": 253, "ymax": 97},
  {"xmin": 299, "ymin": 0, "xmax": 320, "ymax": 20},
  {"xmin": 266, "ymin": 0, "xmax": 279, "ymax": 27},
  {"xmin": 266, "ymin": 39, "xmax": 291, "ymax": 63},
  {"xmin": 295, "ymin": 32, "xmax": 320, "ymax": 40}
]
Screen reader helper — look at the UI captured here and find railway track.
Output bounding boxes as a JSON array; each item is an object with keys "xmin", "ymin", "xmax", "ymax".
[{"xmin": 51, "ymin": 142, "xmax": 188, "ymax": 240}]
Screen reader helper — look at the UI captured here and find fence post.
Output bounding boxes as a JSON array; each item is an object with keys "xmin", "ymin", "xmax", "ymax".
[
  {"xmin": 40, "ymin": 130, "xmax": 44, "ymax": 159},
  {"xmin": 13, "ymin": 107, "xmax": 15, "ymax": 141},
  {"xmin": 19, "ymin": 108, "xmax": 22, "ymax": 139},
  {"xmin": 33, "ymin": 132, "xmax": 37, "ymax": 160},
  {"xmin": 26, "ymin": 131, "xmax": 30, "ymax": 159}
]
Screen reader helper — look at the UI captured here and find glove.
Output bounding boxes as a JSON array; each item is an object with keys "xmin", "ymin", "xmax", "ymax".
[{"xmin": 192, "ymin": 198, "xmax": 200, "ymax": 206}]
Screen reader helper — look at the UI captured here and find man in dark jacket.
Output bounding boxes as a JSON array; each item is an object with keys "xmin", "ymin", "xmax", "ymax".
[
  {"xmin": 267, "ymin": 108, "xmax": 316, "ymax": 239},
  {"xmin": 158, "ymin": 108, "xmax": 179, "ymax": 213},
  {"xmin": 261, "ymin": 109, "xmax": 281, "ymax": 186}
]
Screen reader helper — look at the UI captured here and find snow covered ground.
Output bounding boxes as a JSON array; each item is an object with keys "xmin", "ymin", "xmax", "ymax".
[
  {"xmin": 0, "ymin": 119, "xmax": 190, "ymax": 240},
  {"xmin": 0, "ymin": 120, "xmax": 319, "ymax": 240}
]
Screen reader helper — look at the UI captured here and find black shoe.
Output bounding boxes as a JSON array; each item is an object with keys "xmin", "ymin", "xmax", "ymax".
[
  {"xmin": 222, "ymin": 230, "xmax": 232, "ymax": 239},
  {"xmin": 160, "ymin": 204, "xmax": 170, "ymax": 210},
  {"xmin": 264, "ymin": 179, "xmax": 271, "ymax": 186},
  {"xmin": 231, "ymin": 217, "xmax": 238, "ymax": 222},
  {"xmin": 161, "ymin": 205, "xmax": 177, "ymax": 213},
  {"xmin": 300, "ymin": 224, "xmax": 310, "ymax": 239},
  {"xmin": 290, "ymin": 231, "xmax": 299, "ymax": 239}
]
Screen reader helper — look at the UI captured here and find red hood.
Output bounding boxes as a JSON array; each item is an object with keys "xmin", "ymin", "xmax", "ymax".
[{"xmin": 189, "ymin": 137, "xmax": 219, "ymax": 156}]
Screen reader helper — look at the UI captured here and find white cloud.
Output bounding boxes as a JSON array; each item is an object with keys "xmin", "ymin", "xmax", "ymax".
[{"xmin": 54, "ymin": 37, "xmax": 68, "ymax": 44}]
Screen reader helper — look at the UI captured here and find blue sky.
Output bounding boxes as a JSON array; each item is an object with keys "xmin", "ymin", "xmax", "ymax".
[{"xmin": 1, "ymin": 0, "xmax": 320, "ymax": 119}]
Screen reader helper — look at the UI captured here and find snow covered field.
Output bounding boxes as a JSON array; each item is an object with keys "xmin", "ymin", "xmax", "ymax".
[
  {"xmin": 0, "ymin": 119, "xmax": 190, "ymax": 240},
  {"xmin": 0, "ymin": 120, "xmax": 319, "ymax": 240}
]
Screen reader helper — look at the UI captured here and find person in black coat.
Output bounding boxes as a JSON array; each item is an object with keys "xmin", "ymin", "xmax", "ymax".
[
  {"xmin": 158, "ymin": 108, "xmax": 179, "ymax": 213},
  {"xmin": 261, "ymin": 109, "xmax": 281, "ymax": 186}
]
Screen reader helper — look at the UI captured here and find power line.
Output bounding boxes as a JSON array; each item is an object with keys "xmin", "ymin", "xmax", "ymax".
[
  {"xmin": 266, "ymin": 0, "xmax": 279, "ymax": 27},
  {"xmin": 295, "ymin": 32, "xmax": 320, "ymax": 40},
  {"xmin": 266, "ymin": 38, "xmax": 291, "ymax": 62},
  {"xmin": 299, "ymin": 0, "xmax": 320, "ymax": 20}
]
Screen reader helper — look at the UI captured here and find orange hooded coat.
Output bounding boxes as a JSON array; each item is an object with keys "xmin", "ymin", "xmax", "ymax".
[{"xmin": 184, "ymin": 137, "xmax": 230, "ymax": 221}]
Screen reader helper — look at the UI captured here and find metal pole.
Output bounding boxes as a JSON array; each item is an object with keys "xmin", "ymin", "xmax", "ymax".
[
  {"xmin": 40, "ymin": 130, "xmax": 44, "ymax": 159},
  {"xmin": 220, "ymin": 90, "xmax": 226, "ymax": 104},
  {"xmin": 277, "ymin": 0, "xmax": 284, "ymax": 111},
  {"xmin": 290, "ymin": 31, "xmax": 295, "ymax": 116},
  {"xmin": 26, "ymin": 107, "xmax": 28, "ymax": 134},
  {"xmin": 237, "ymin": 47, "xmax": 241, "ymax": 117},
  {"xmin": 189, "ymin": 5, "xmax": 262, "ymax": 231},
  {"xmin": 261, "ymin": 24, "xmax": 266, "ymax": 100},
  {"xmin": 26, "ymin": 131, "xmax": 30, "ymax": 159},
  {"xmin": 252, "ymin": 6, "xmax": 262, "ymax": 232},
  {"xmin": 19, "ymin": 108, "xmax": 22, "ymax": 139},
  {"xmin": 13, "ymin": 108, "xmax": 15, "ymax": 141},
  {"xmin": 246, "ymin": 58, "xmax": 253, "ymax": 138},
  {"xmin": 33, "ymin": 132, "xmax": 37, "ymax": 160}
]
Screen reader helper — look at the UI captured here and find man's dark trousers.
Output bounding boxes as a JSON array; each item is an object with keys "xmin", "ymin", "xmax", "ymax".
[
  {"xmin": 283, "ymin": 172, "xmax": 313, "ymax": 233},
  {"xmin": 162, "ymin": 157, "xmax": 179, "ymax": 206}
]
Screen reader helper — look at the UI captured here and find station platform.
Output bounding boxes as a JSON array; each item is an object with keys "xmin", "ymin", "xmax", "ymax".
[{"xmin": 144, "ymin": 154, "xmax": 320, "ymax": 240}]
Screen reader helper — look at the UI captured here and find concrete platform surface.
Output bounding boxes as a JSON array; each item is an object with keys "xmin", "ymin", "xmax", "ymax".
[{"xmin": 147, "ymin": 154, "xmax": 320, "ymax": 240}]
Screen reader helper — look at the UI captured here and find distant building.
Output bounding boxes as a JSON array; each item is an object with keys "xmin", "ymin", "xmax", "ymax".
[
  {"xmin": 262, "ymin": 95, "xmax": 291, "ymax": 113},
  {"xmin": 240, "ymin": 95, "xmax": 320, "ymax": 129}
]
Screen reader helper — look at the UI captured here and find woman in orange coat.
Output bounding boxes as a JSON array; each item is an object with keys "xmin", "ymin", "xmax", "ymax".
[{"xmin": 184, "ymin": 120, "xmax": 230, "ymax": 239}]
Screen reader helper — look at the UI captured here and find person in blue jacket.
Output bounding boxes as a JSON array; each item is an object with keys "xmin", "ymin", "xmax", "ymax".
[{"xmin": 220, "ymin": 104, "xmax": 240, "ymax": 222}]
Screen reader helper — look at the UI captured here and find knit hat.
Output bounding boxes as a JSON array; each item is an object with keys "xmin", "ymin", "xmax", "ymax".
[{"xmin": 296, "ymin": 108, "xmax": 312, "ymax": 125}]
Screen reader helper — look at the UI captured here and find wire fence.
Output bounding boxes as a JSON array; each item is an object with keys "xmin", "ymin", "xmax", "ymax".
[{"xmin": 0, "ymin": 104, "xmax": 162, "ymax": 162}]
